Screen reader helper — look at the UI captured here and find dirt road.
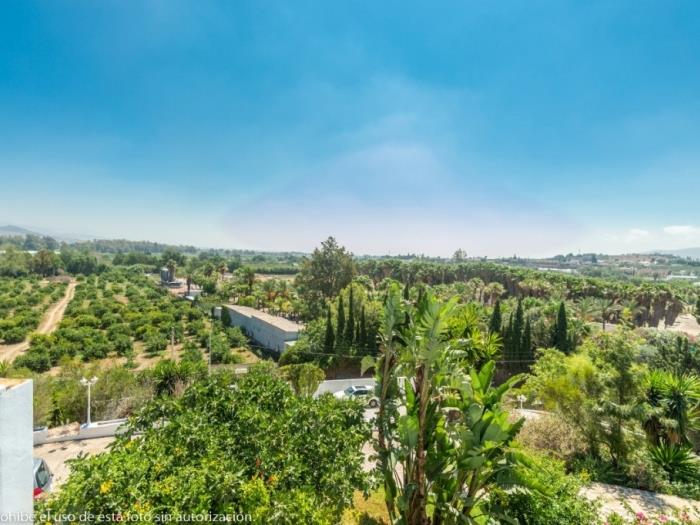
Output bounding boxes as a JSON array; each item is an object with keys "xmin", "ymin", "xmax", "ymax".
[
  {"xmin": 659, "ymin": 313, "xmax": 700, "ymax": 338},
  {"xmin": 0, "ymin": 279, "xmax": 77, "ymax": 362}
]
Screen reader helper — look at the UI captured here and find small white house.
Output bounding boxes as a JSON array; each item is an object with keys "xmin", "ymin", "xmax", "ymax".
[{"xmin": 224, "ymin": 305, "xmax": 302, "ymax": 353}]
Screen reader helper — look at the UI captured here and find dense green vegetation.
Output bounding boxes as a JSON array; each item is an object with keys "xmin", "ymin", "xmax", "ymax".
[
  {"xmin": 0, "ymin": 277, "xmax": 66, "ymax": 343},
  {"xmin": 38, "ymin": 364, "xmax": 370, "ymax": 524},
  {"xmin": 3, "ymin": 235, "xmax": 700, "ymax": 522},
  {"xmin": 12, "ymin": 268, "xmax": 246, "ymax": 373},
  {"xmin": 521, "ymin": 328, "xmax": 700, "ymax": 500}
]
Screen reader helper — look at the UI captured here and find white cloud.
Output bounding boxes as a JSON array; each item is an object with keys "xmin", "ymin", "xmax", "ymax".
[
  {"xmin": 663, "ymin": 225, "xmax": 700, "ymax": 236},
  {"xmin": 625, "ymin": 228, "xmax": 650, "ymax": 242}
]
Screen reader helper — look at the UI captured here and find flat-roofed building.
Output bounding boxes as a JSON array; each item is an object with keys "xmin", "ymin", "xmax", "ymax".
[
  {"xmin": 223, "ymin": 305, "xmax": 302, "ymax": 353},
  {"xmin": 0, "ymin": 378, "xmax": 33, "ymax": 522}
]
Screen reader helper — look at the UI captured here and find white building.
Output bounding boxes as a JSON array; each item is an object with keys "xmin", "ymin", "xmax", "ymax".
[
  {"xmin": 0, "ymin": 378, "xmax": 33, "ymax": 523},
  {"xmin": 224, "ymin": 305, "xmax": 302, "ymax": 353}
]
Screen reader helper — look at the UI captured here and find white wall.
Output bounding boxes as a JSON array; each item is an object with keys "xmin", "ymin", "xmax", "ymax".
[{"xmin": 0, "ymin": 380, "xmax": 33, "ymax": 523}]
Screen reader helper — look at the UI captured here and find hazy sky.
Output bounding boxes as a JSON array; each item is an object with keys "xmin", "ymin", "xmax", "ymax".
[{"xmin": 2, "ymin": 1, "xmax": 700, "ymax": 257}]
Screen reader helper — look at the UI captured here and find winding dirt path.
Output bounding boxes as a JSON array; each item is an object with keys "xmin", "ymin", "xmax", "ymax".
[{"xmin": 0, "ymin": 279, "xmax": 77, "ymax": 362}]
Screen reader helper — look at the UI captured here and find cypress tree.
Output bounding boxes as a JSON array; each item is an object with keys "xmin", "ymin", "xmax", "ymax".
[
  {"xmin": 513, "ymin": 299, "xmax": 524, "ymax": 357},
  {"xmin": 345, "ymin": 286, "xmax": 355, "ymax": 344},
  {"xmin": 337, "ymin": 296, "xmax": 345, "ymax": 347},
  {"xmin": 359, "ymin": 306, "xmax": 367, "ymax": 352},
  {"xmin": 522, "ymin": 318, "xmax": 532, "ymax": 366},
  {"xmin": 403, "ymin": 281, "xmax": 410, "ymax": 301},
  {"xmin": 323, "ymin": 306, "xmax": 335, "ymax": 353},
  {"xmin": 489, "ymin": 300, "xmax": 502, "ymax": 334},
  {"xmin": 503, "ymin": 313, "xmax": 515, "ymax": 359},
  {"xmin": 552, "ymin": 302, "xmax": 569, "ymax": 354}
]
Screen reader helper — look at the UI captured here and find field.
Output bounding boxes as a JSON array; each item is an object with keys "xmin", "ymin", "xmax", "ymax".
[
  {"xmin": 0, "ymin": 277, "xmax": 68, "ymax": 345},
  {"xmin": 13, "ymin": 268, "xmax": 256, "ymax": 373}
]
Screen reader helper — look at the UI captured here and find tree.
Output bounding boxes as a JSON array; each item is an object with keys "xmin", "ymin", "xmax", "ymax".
[
  {"xmin": 337, "ymin": 295, "xmax": 345, "ymax": 348},
  {"xmin": 552, "ymin": 302, "xmax": 570, "ymax": 354},
  {"xmin": 295, "ymin": 237, "xmax": 356, "ymax": 310},
  {"xmin": 363, "ymin": 285, "xmax": 530, "ymax": 524},
  {"xmin": 483, "ymin": 282, "xmax": 505, "ymax": 306},
  {"xmin": 358, "ymin": 306, "xmax": 367, "ymax": 353},
  {"xmin": 166, "ymin": 259, "xmax": 177, "ymax": 282},
  {"xmin": 345, "ymin": 286, "xmax": 355, "ymax": 345},
  {"xmin": 323, "ymin": 306, "xmax": 335, "ymax": 353},
  {"xmin": 39, "ymin": 366, "xmax": 370, "ymax": 522},
  {"xmin": 32, "ymin": 249, "xmax": 60, "ymax": 276},
  {"xmin": 216, "ymin": 261, "xmax": 227, "ymax": 282},
  {"xmin": 488, "ymin": 300, "xmax": 502, "ymax": 334},
  {"xmin": 279, "ymin": 363, "xmax": 325, "ymax": 397},
  {"xmin": 644, "ymin": 371, "xmax": 700, "ymax": 446},
  {"xmin": 513, "ymin": 299, "xmax": 524, "ymax": 353},
  {"xmin": 522, "ymin": 318, "xmax": 533, "ymax": 367},
  {"xmin": 237, "ymin": 266, "xmax": 256, "ymax": 295}
]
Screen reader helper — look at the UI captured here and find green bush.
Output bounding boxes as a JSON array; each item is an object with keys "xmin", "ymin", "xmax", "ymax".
[
  {"xmin": 490, "ymin": 454, "xmax": 602, "ymax": 524},
  {"xmin": 649, "ymin": 443, "xmax": 700, "ymax": 483},
  {"xmin": 38, "ymin": 366, "xmax": 370, "ymax": 522},
  {"xmin": 14, "ymin": 349, "xmax": 51, "ymax": 373}
]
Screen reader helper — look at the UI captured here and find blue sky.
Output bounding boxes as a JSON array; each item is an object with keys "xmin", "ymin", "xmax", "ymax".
[{"xmin": 1, "ymin": 1, "xmax": 700, "ymax": 256}]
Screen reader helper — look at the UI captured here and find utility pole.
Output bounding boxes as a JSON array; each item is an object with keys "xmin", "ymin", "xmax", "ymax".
[{"xmin": 80, "ymin": 376, "xmax": 98, "ymax": 426}]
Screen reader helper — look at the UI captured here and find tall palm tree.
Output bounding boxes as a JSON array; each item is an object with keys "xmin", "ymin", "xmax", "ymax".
[
  {"xmin": 483, "ymin": 282, "xmax": 505, "ymax": 306},
  {"xmin": 166, "ymin": 259, "xmax": 177, "ymax": 282},
  {"xmin": 217, "ymin": 262, "xmax": 227, "ymax": 282},
  {"xmin": 574, "ymin": 297, "xmax": 600, "ymax": 323},
  {"xmin": 620, "ymin": 299, "xmax": 645, "ymax": 327},
  {"xmin": 596, "ymin": 298, "xmax": 622, "ymax": 331}
]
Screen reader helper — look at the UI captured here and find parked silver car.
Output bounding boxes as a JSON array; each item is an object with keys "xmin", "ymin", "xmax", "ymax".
[
  {"xmin": 33, "ymin": 457, "xmax": 53, "ymax": 498},
  {"xmin": 334, "ymin": 385, "xmax": 379, "ymax": 408}
]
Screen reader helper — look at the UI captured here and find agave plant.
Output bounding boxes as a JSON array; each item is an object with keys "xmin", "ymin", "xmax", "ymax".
[
  {"xmin": 644, "ymin": 370, "xmax": 700, "ymax": 445},
  {"xmin": 649, "ymin": 442, "xmax": 700, "ymax": 483}
]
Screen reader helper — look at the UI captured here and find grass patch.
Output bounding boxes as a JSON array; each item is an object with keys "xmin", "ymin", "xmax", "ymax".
[{"xmin": 341, "ymin": 490, "xmax": 389, "ymax": 525}]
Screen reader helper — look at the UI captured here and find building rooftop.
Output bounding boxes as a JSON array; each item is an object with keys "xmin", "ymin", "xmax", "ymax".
[{"xmin": 226, "ymin": 305, "xmax": 303, "ymax": 332}]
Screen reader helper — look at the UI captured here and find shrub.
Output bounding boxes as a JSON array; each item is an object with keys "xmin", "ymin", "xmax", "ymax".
[
  {"xmin": 14, "ymin": 349, "xmax": 51, "ymax": 373},
  {"xmin": 515, "ymin": 413, "xmax": 588, "ymax": 462},
  {"xmin": 649, "ymin": 443, "xmax": 700, "ymax": 483},
  {"xmin": 144, "ymin": 331, "xmax": 168, "ymax": 356},
  {"xmin": 490, "ymin": 454, "xmax": 602, "ymax": 524},
  {"xmin": 3, "ymin": 326, "xmax": 28, "ymax": 344},
  {"xmin": 38, "ymin": 367, "xmax": 370, "ymax": 522}
]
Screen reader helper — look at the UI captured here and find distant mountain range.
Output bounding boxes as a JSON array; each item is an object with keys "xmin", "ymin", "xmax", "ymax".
[
  {"xmin": 3, "ymin": 223, "xmax": 700, "ymax": 260},
  {"xmin": 651, "ymin": 247, "xmax": 700, "ymax": 260},
  {"xmin": 0, "ymin": 224, "xmax": 95, "ymax": 243},
  {"xmin": 0, "ymin": 225, "xmax": 36, "ymax": 236}
]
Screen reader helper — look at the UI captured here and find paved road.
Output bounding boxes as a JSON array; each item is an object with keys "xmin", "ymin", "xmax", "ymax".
[
  {"xmin": 583, "ymin": 482, "xmax": 699, "ymax": 520},
  {"xmin": 35, "ymin": 436, "xmax": 114, "ymax": 488},
  {"xmin": 0, "ymin": 280, "xmax": 76, "ymax": 362}
]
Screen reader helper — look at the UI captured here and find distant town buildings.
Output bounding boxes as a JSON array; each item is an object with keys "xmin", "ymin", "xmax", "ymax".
[
  {"xmin": 223, "ymin": 305, "xmax": 302, "ymax": 353},
  {"xmin": 665, "ymin": 274, "xmax": 698, "ymax": 281}
]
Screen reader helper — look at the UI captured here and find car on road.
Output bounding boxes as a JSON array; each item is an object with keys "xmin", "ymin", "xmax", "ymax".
[
  {"xmin": 334, "ymin": 385, "xmax": 379, "ymax": 408},
  {"xmin": 33, "ymin": 457, "xmax": 53, "ymax": 498}
]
